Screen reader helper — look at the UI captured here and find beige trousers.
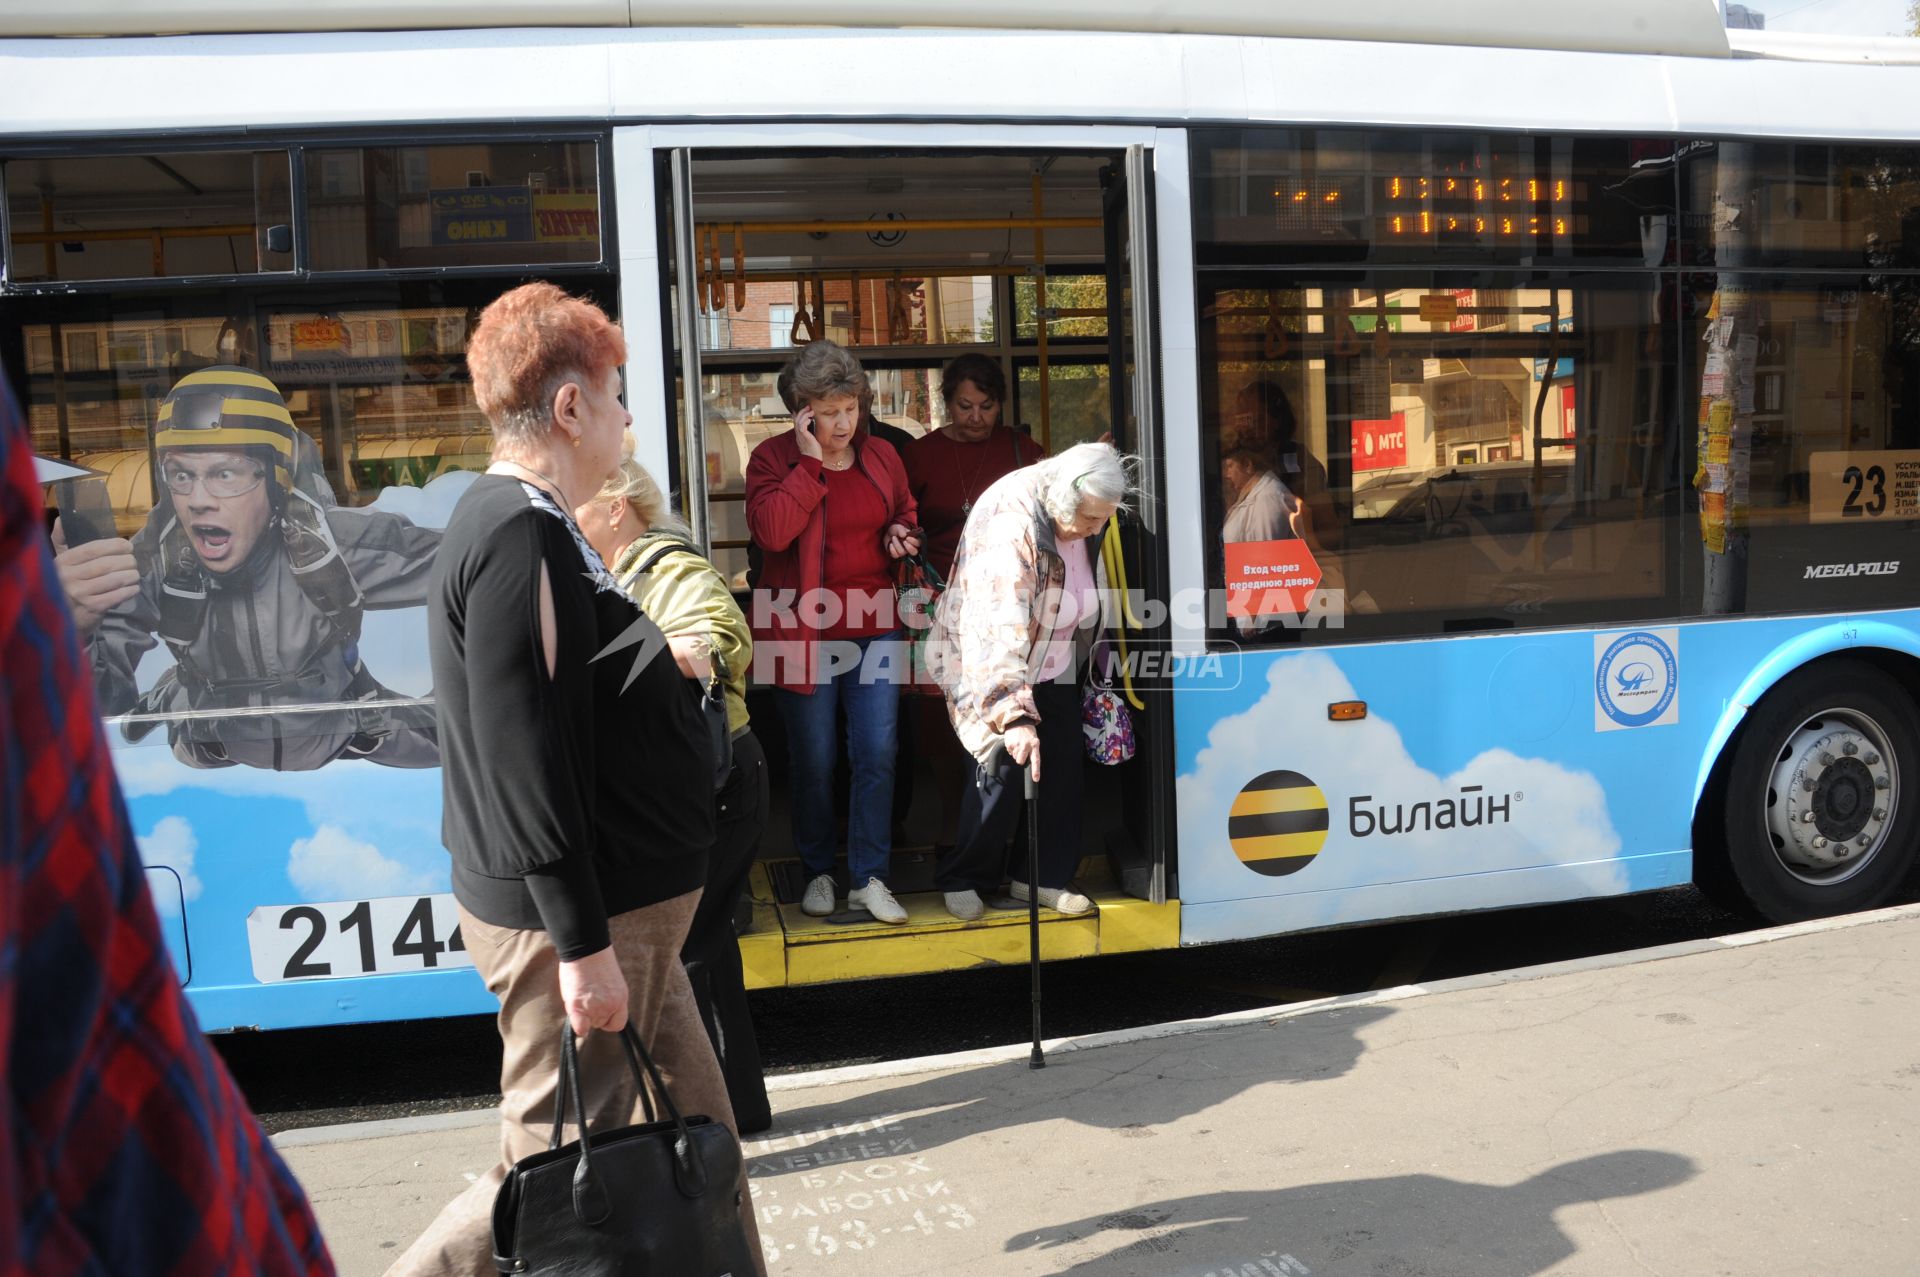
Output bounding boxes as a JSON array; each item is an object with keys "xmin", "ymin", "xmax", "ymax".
[{"xmin": 385, "ymin": 890, "xmax": 765, "ymax": 1276}]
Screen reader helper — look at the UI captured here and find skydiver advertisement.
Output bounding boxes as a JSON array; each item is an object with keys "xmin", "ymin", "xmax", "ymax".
[{"xmin": 51, "ymin": 365, "xmax": 453, "ymax": 772}]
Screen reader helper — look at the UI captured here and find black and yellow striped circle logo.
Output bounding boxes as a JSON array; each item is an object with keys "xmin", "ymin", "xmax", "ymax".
[{"xmin": 1229, "ymin": 771, "xmax": 1330, "ymax": 876}]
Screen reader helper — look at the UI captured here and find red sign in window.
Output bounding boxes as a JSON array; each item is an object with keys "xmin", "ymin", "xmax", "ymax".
[
  {"xmin": 1352, "ymin": 412, "xmax": 1408, "ymax": 473},
  {"xmin": 1225, "ymin": 538, "xmax": 1323, "ymax": 621}
]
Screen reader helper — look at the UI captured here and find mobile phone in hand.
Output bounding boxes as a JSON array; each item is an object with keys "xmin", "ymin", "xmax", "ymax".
[{"xmin": 55, "ymin": 476, "xmax": 115, "ymax": 546}]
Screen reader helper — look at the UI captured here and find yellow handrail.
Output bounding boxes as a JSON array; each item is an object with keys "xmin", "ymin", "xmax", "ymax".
[{"xmin": 1101, "ymin": 519, "xmax": 1145, "ymax": 711}]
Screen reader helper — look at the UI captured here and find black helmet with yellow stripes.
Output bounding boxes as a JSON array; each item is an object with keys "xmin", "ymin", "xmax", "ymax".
[{"xmin": 154, "ymin": 366, "xmax": 299, "ymax": 502}]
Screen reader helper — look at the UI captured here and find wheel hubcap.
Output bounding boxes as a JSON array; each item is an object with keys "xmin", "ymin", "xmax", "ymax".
[{"xmin": 1765, "ymin": 708, "xmax": 1897, "ymax": 885}]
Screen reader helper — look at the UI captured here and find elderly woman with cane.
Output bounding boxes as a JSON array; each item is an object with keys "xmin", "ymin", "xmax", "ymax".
[
  {"xmin": 394, "ymin": 282, "xmax": 762, "ymax": 1275},
  {"xmin": 925, "ymin": 441, "xmax": 1136, "ymax": 922}
]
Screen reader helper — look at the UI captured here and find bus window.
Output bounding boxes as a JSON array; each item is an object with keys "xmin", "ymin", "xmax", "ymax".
[
  {"xmin": 4, "ymin": 150, "xmax": 293, "ymax": 283},
  {"xmin": 1199, "ymin": 277, "xmax": 1682, "ymax": 639},
  {"xmin": 1678, "ymin": 274, "xmax": 1920, "ymax": 614},
  {"xmin": 303, "ymin": 141, "xmax": 602, "ymax": 272},
  {"xmin": 1679, "ymin": 140, "xmax": 1920, "ymax": 272},
  {"xmin": 1014, "ymin": 272, "xmax": 1108, "ymax": 339},
  {"xmin": 1015, "ymin": 359, "xmax": 1111, "ymax": 450},
  {"xmin": 16, "ymin": 272, "xmax": 618, "ymax": 776},
  {"xmin": 693, "ymin": 275, "xmax": 999, "ymax": 352}
]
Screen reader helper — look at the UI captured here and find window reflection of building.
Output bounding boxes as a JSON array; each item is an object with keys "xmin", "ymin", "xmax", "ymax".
[
  {"xmin": 1200, "ymin": 273, "xmax": 1671, "ymax": 631},
  {"xmin": 1200, "ymin": 126, "xmax": 1920, "ymax": 634},
  {"xmin": 302, "ymin": 142, "xmax": 600, "ymax": 273},
  {"xmin": 12, "ymin": 136, "xmax": 611, "ymax": 548}
]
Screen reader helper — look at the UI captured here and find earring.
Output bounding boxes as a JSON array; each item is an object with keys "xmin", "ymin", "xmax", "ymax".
[{"xmin": 572, "ymin": 435, "xmax": 581, "ymax": 448}]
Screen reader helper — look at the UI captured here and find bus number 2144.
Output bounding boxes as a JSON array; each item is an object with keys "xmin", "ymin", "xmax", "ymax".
[{"xmin": 246, "ymin": 895, "xmax": 476, "ymax": 984}]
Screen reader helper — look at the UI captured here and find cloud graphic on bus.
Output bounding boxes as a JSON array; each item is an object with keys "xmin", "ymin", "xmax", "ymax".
[
  {"xmin": 1615, "ymin": 661, "xmax": 1655, "ymax": 693},
  {"xmin": 288, "ymin": 824, "xmax": 438, "ymax": 902},
  {"xmin": 366, "ymin": 467, "xmax": 477, "ymax": 528},
  {"xmin": 113, "ymin": 748, "xmax": 442, "ymax": 838},
  {"xmin": 136, "ymin": 814, "xmax": 204, "ymax": 914},
  {"xmin": 1177, "ymin": 652, "xmax": 1625, "ymax": 925}
]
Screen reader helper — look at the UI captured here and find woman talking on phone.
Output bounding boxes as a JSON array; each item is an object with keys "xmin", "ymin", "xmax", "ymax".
[{"xmin": 745, "ymin": 340, "xmax": 920, "ymax": 925}]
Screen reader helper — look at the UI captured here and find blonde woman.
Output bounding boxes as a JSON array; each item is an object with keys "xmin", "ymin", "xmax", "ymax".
[{"xmin": 575, "ymin": 447, "xmax": 771, "ymax": 1135}]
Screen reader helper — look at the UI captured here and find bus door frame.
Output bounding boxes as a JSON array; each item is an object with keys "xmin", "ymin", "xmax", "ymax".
[{"xmin": 617, "ymin": 122, "xmax": 1207, "ymax": 906}]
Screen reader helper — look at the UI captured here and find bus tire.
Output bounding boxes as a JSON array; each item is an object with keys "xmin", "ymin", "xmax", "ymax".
[{"xmin": 1715, "ymin": 659, "xmax": 1920, "ymax": 924}]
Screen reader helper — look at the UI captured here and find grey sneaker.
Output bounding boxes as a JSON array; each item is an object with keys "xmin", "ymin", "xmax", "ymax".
[
  {"xmin": 800, "ymin": 873, "xmax": 837, "ymax": 917},
  {"xmin": 848, "ymin": 877, "xmax": 909, "ymax": 925},
  {"xmin": 944, "ymin": 889, "xmax": 985, "ymax": 921},
  {"xmin": 1010, "ymin": 880, "xmax": 1093, "ymax": 916}
]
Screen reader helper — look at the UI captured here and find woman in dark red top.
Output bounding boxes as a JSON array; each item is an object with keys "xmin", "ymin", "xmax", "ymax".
[
  {"xmin": 905, "ymin": 353, "xmax": 1045, "ymax": 578},
  {"xmin": 745, "ymin": 341, "xmax": 919, "ymax": 925}
]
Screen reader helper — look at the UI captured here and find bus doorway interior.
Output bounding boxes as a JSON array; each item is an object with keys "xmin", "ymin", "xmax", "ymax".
[{"xmin": 666, "ymin": 148, "xmax": 1176, "ymax": 985}]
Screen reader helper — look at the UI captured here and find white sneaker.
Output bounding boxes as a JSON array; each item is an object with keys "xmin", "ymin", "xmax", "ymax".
[
  {"xmin": 1010, "ymin": 881, "xmax": 1093, "ymax": 916},
  {"xmin": 800, "ymin": 873, "xmax": 837, "ymax": 917},
  {"xmin": 944, "ymin": 889, "xmax": 985, "ymax": 921},
  {"xmin": 848, "ymin": 877, "xmax": 909, "ymax": 925}
]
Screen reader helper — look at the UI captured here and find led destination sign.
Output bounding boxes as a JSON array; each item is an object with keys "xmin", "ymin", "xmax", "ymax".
[{"xmin": 1272, "ymin": 174, "xmax": 1586, "ymax": 243}]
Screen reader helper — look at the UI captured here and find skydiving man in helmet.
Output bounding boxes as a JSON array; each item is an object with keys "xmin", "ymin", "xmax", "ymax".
[{"xmin": 51, "ymin": 366, "xmax": 443, "ymax": 771}]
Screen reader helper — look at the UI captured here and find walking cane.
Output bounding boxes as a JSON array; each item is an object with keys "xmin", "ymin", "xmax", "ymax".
[{"xmin": 1024, "ymin": 760, "xmax": 1045, "ymax": 1070}]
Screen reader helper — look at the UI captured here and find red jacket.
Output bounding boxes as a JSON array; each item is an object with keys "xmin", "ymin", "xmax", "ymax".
[{"xmin": 745, "ymin": 427, "xmax": 917, "ymax": 693}]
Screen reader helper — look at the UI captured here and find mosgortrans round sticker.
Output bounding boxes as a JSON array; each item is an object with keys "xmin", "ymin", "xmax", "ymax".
[{"xmin": 1595, "ymin": 630, "xmax": 1678, "ymax": 730}]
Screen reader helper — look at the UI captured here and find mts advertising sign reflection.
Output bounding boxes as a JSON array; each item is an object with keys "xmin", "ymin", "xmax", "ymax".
[{"xmin": 1352, "ymin": 412, "xmax": 1408, "ymax": 473}]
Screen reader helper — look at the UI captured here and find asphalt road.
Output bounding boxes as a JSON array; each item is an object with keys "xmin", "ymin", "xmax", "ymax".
[{"xmin": 222, "ymin": 885, "xmax": 1758, "ymax": 1135}]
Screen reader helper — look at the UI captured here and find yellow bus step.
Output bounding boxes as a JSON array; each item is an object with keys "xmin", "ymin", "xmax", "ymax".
[{"xmin": 739, "ymin": 862, "xmax": 1176, "ymax": 989}]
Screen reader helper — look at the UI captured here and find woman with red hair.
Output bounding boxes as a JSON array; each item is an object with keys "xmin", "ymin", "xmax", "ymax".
[{"xmin": 392, "ymin": 282, "xmax": 763, "ymax": 1275}]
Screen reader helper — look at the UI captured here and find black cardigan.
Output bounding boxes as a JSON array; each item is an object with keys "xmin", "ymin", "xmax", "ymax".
[{"xmin": 427, "ymin": 474, "xmax": 711, "ymax": 959}]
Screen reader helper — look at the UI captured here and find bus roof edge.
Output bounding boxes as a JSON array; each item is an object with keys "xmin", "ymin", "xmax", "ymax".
[{"xmin": 0, "ymin": 0, "xmax": 1736, "ymax": 60}]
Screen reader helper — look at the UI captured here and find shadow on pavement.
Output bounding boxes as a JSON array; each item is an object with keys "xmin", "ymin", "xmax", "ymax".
[
  {"xmin": 1002, "ymin": 1149, "xmax": 1697, "ymax": 1276},
  {"xmin": 760, "ymin": 1003, "xmax": 1395, "ymax": 1163}
]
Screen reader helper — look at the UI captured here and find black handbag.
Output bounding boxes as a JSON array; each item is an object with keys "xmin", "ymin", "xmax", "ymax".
[
  {"xmin": 626, "ymin": 539, "xmax": 734, "ymax": 792},
  {"xmin": 490, "ymin": 1024, "xmax": 756, "ymax": 1276},
  {"xmin": 692, "ymin": 658, "xmax": 733, "ymax": 794}
]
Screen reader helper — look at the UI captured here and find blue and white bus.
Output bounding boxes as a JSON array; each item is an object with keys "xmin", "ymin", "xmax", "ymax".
[{"xmin": 7, "ymin": 0, "xmax": 1920, "ymax": 1031}]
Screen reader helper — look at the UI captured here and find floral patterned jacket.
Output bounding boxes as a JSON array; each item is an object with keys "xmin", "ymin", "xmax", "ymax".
[{"xmin": 925, "ymin": 464, "xmax": 1109, "ymax": 767}]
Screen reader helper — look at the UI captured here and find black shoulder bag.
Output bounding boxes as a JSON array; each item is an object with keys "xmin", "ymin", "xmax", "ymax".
[
  {"xmin": 627, "ymin": 540, "xmax": 733, "ymax": 793},
  {"xmin": 490, "ymin": 1024, "xmax": 755, "ymax": 1275}
]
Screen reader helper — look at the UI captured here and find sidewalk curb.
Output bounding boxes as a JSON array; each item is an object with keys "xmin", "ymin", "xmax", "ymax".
[{"xmin": 271, "ymin": 899, "xmax": 1920, "ymax": 1151}]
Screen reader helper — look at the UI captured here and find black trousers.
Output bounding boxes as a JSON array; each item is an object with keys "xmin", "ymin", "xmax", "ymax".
[
  {"xmin": 936, "ymin": 677, "xmax": 1084, "ymax": 894},
  {"xmin": 680, "ymin": 728, "xmax": 772, "ymax": 1135}
]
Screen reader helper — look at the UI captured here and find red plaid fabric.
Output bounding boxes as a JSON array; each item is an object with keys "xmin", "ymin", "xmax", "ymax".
[{"xmin": 1, "ymin": 381, "xmax": 334, "ymax": 1275}]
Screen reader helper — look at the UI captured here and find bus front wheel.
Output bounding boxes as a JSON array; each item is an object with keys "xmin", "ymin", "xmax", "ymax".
[{"xmin": 1711, "ymin": 659, "xmax": 1920, "ymax": 924}]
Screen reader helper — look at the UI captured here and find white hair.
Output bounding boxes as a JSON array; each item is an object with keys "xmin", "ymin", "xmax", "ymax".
[{"xmin": 1038, "ymin": 441, "xmax": 1136, "ymax": 525}]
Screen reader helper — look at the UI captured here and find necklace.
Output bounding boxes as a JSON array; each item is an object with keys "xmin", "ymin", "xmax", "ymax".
[
  {"xmin": 821, "ymin": 452, "xmax": 855, "ymax": 471},
  {"xmin": 956, "ymin": 429, "xmax": 997, "ymax": 515},
  {"xmin": 492, "ymin": 460, "xmax": 567, "ymax": 504}
]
